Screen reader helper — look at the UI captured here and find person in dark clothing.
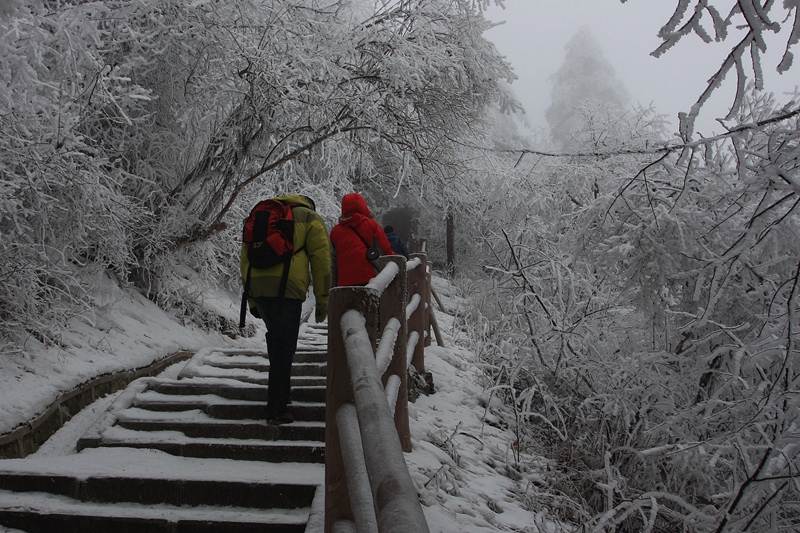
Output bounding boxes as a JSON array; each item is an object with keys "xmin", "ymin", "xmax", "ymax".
[
  {"xmin": 241, "ymin": 194, "xmax": 331, "ymax": 425},
  {"xmin": 329, "ymin": 193, "xmax": 395, "ymax": 286},
  {"xmin": 383, "ymin": 225, "xmax": 410, "ymax": 259}
]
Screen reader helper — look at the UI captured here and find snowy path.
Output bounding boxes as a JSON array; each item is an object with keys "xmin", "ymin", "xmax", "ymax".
[
  {"xmin": 0, "ymin": 327, "xmax": 331, "ymax": 532},
  {"xmin": 0, "ymin": 279, "xmax": 553, "ymax": 532}
]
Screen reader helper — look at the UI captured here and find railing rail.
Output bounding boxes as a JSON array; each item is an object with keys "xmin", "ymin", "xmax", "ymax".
[{"xmin": 325, "ymin": 248, "xmax": 432, "ymax": 533}]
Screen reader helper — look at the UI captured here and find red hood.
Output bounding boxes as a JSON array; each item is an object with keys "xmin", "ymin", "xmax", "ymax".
[{"xmin": 340, "ymin": 192, "xmax": 369, "ymax": 220}]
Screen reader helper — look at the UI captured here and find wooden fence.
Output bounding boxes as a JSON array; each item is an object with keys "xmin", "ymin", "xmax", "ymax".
[{"xmin": 324, "ymin": 248, "xmax": 433, "ymax": 533}]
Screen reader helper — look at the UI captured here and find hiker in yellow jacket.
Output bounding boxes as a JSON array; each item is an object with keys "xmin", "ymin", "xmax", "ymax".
[{"xmin": 241, "ymin": 194, "xmax": 331, "ymax": 424}]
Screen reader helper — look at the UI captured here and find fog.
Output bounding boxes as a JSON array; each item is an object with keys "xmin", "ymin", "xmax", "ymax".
[{"xmin": 484, "ymin": 0, "xmax": 799, "ymax": 139}]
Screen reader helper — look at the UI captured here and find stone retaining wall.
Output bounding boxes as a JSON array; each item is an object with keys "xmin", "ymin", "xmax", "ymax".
[{"xmin": 0, "ymin": 351, "xmax": 194, "ymax": 459}]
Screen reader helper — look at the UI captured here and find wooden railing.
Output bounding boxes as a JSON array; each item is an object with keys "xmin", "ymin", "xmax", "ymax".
[{"xmin": 325, "ymin": 248, "xmax": 432, "ymax": 533}]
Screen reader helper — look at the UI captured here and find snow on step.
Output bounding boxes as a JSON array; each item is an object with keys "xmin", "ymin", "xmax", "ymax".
[
  {"xmin": 0, "ymin": 489, "xmax": 310, "ymax": 525},
  {"xmin": 0, "ymin": 446, "xmax": 324, "ymax": 484}
]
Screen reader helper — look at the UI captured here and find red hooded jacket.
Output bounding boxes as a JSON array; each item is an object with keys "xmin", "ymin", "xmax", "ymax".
[{"xmin": 329, "ymin": 193, "xmax": 395, "ymax": 286}]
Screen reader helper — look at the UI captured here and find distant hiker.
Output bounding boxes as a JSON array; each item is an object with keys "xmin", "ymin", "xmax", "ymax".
[
  {"xmin": 383, "ymin": 225, "xmax": 410, "ymax": 259},
  {"xmin": 329, "ymin": 193, "xmax": 395, "ymax": 286},
  {"xmin": 240, "ymin": 194, "xmax": 331, "ymax": 425}
]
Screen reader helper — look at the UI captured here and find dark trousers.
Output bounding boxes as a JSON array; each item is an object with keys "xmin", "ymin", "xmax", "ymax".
[{"xmin": 253, "ymin": 297, "xmax": 303, "ymax": 417}]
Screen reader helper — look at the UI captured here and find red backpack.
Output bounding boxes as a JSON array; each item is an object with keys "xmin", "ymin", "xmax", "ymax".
[
  {"xmin": 240, "ymin": 199, "xmax": 299, "ymax": 327},
  {"xmin": 243, "ymin": 199, "xmax": 295, "ymax": 269}
]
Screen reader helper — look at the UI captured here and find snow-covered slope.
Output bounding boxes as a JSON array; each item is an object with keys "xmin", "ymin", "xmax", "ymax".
[{"xmin": 0, "ymin": 274, "xmax": 552, "ymax": 532}]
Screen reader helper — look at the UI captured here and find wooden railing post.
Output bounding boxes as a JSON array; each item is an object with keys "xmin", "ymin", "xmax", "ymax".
[
  {"xmin": 424, "ymin": 262, "xmax": 433, "ymax": 347},
  {"xmin": 325, "ymin": 286, "xmax": 379, "ymax": 533},
  {"xmin": 324, "ymin": 249, "xmax": 432, "ymax": 533},
  {"xmin": 407, "ymin": 253, "xmax": 427, "ymax": 375},
  {"xmin": 376, "ymin": 255, "xmax": 411, "ymax": 452},
  {"xmin": 343, "ymin": 310, "xmax": 430, "ymax": 533}
]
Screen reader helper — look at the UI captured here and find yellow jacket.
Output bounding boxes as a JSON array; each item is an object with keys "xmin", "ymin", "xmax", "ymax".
[{"xmin": 241, "ymin": 195, "xmax": 331, "ymax": 307}]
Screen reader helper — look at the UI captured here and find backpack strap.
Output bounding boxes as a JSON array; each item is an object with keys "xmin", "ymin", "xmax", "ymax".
[
  {"xmin": 348, "ymin": 225, "xmax": 380, "ymax": 272},
  {"xmin": 239, "ymin": 265, "xmax": 252, "ymax": 329},
  {"xmin": 348, "ymin": 225, "xmax": 371, "ymax": 248},
  {"xmin": 240, "ymin": 248, "xmax": 294, "ymax": 328},
  {"xmin": 275, "ymin": 205, "xmax": 308, "ymax": 303},
  {"xmin": 276, "ymin": 253, "xmax": 291, "ymax": 303},
  {"xmin": 240, "ymin": 205, "xmax": 309, "ymax": 326}
]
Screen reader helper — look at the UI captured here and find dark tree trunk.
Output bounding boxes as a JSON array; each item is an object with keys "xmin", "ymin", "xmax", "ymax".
[{"xmin": 446, "ymin": 209, "xmax": 454, "ymax": 275}]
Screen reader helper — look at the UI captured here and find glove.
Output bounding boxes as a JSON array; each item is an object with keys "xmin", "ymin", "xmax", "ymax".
[
  {"xmin": 315, "ymin": 305, "xmax": 327, "ymax": 324},
  {"xmin": 249, "ymin": 307, "xmax": 261, "ymax": 319}
]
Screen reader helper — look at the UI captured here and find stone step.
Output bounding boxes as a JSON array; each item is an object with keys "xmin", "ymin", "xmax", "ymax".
[
  {"xmin": 201, "ymin": 350, "xmax": 327, "ymax": 365},
  {"xmin": 168, "ymin": 376, "xmax": 325, "ymax": 387},
  {"xmin": 130, "ymin": 396, "xmax": 326, "ymax": 421},
  {"xmin": 177, "ymin": 367, "xmax": 326, "ymax": 386},
  {"xmin": 0, "ymin": 472, "xmax": 315, "ymax": 509},
  {"xmin": 94, "ymin": 433, "xmax": 325, "ymax": 463},
  {"xmin": 149, "ymin": 381, "xmax": 326, "ymax": 403},
  {"xmin": 200, "ymin": 361, "xmax": 327, "ymax": 376},
  {"xmin": 293, "ymin": 350, "xmax": 329, "ymax": 363},
  {"xmin": 115, "ymin": 416, "xmax": 325, "ymax": 441},
  {"xmin": 0, "ymin": 489, "xmax": 309, "ymax": 533},
  {"xmin": 0, "ymin": 340, "xmax": 331, "ymax": 533}
]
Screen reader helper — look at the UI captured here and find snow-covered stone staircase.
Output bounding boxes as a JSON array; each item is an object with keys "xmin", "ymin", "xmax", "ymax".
[{"xmin": 0, "ymin": 323, "xmax": 329, "ymax": 532}]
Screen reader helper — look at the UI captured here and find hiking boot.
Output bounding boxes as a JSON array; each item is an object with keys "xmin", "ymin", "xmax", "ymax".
[{"xmin": 267, "ymin": 412, "xmax": 294, "ymax": 425}]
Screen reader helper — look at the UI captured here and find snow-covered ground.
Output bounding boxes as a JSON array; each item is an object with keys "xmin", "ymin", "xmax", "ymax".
[{"xmin": 0, "ymin": 274, "xmax": 552, "ymax": 532}]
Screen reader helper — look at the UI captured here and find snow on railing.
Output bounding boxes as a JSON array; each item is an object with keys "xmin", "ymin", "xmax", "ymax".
[{"xmin": 325, "ymin": 249, "xmax": 431, "ymax": 533}]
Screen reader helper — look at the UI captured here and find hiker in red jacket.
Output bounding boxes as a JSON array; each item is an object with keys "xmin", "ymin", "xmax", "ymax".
[{"xmin": 329, "ymin": 193, "xmax": 395, "ymax": 286}]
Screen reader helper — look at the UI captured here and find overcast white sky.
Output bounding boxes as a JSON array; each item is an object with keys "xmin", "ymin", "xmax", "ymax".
[{"xmin": 484, "ymin": 0, "xmax": 799, "ymax": 138}]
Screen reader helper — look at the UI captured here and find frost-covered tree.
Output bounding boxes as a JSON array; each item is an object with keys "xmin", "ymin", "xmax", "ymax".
[
  {"xmin": 462, "ymin": 86, "xmax": 800, "ymax": 533},
  {"xmin": 0, "ymin": 0, "xmax": 515, "ymax": 351},
  {"xmin": 572, "ymin": 85, "xmax": 800, "ymax": 533},
  {"xmin": 546, "ymin": 27, "xmax": 630, "ymax": 149},
  {"xmin": 0, "ymin": 0, "xmax": 158, "ymax": 348},
  {"xmin": 455, "ymin": 2, "xmax": 800, "ymax": 531},
  {"xmin": 650, "ymin": 0, "xmax": 800, "ymax": 140}
]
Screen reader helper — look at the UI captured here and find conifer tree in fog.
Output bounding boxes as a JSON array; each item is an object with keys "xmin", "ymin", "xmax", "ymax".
[{"xmin": 545, "ymin": 27, "xmax": 630, "ymax": 148}]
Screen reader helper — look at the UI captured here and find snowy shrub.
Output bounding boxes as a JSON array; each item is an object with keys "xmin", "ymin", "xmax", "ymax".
[
  {"xmin": 0, "ymin": 2, "xmax": 150, "ymax": 348},
  {"xmin": 461, "ymin": 95, "xmax": 800, "ymax": 532}
]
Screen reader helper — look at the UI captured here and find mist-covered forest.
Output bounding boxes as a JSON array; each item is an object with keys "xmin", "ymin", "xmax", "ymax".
[{"xmin": 1, "ymin": 1, "xmax": 799, "ymax": 531}]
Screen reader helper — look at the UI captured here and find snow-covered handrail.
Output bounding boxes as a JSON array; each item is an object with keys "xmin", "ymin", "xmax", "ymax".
[
  {"xmin": 376, "ymin": 317, "xmax": 401, "ymax": 376},
  {"xmin": 325, "ymin": 250, "xmax": 432, "ymax": 533},
  {"xmin": 335, "ymin": 403, "xmax": 377, "ymax": 532},
  {"xmin": 365, "ymin": 259, "xmax": 399, "ymax": 292},
  {"xmin": 406, "ymin": 256, "xmax": 422, "ymax": 271}
]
